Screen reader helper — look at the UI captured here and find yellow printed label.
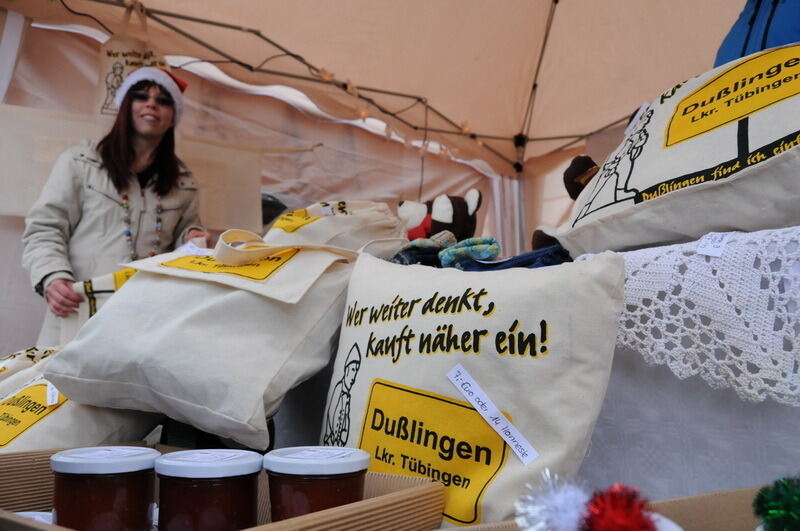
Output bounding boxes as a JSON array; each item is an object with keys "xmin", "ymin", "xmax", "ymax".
[
  {"xmin": 161, "ymin": 250, "xmax": 298, "ymax": 281},
  {"xmin": 113, "ymin": 268, "xmax": 137, "ymax": 290},
  {"xmin": 666, "ymin": 45, "xmax": 800, "ymax": 146},
  {"xmin": 358, "ymin": 379, "xmax": 508, "ymax": 525},
  {"xmin": 272, "ymin": 209, "xmax": 321, "ymax": 233},
  {"xmin": 0, "ymin": 384, "xmax": 67, "ymax": 447}
]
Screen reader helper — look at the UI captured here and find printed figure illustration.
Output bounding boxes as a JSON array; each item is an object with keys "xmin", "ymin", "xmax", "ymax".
[
  {"xmin": 323, "ymin": 343, "xmax": 362, "ymax": 446},
  {"xmin": 101, "ymin": 62, "xmax": 125, "ymax": 115},
  {"xmin": 573, "ymin": 108, "xmax": 654, "ymax": 225}
]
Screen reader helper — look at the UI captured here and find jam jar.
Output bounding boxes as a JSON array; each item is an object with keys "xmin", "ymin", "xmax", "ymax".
[
  {"xmin": 50, "ymin": 446, "xmax": 161, "ymax": 531},
  {"xmin": 155, "ymin": 449, "xmax": 262, "ymax": 531},
  {"xmin": 262, "ymin": 446, "xmax": 370, "ymax": 521}
]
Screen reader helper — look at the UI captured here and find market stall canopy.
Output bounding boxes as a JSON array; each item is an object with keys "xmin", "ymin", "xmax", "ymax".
[{"xmin": 1, "ymin": 0, "xmax": 742, "ymax": 178}]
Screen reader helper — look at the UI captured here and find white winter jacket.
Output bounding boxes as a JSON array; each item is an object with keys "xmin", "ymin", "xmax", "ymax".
[{"xmin": 22, "ymin": 139, "xmax": 204, "ymax": 345}]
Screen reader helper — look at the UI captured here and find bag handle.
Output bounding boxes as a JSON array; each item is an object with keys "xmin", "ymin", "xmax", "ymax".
[
  {"xmin": 119, "ymin": 0, "xmax": 149, "ymax": 36},
  {"xmin": 357, "ymin": 237, "xmax": 409, "ymax": 258},
  {"xmin": 214, "ymin": 229, "xmax": 358, "ymax": 266}
]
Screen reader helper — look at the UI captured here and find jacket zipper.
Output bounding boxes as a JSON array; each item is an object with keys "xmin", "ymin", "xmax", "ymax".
[
  {"xmin": 741, "ymin": 0, "xmax": 763, "ymax": 57},
  {"xmin": 761, "ymin": 0, "xmax": 780, "ymax": 50}
]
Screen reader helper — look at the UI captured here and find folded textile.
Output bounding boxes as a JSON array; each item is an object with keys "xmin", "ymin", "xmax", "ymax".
[
  {"xmin": 439, "ymin": 237, "xmax": 501, "ymax": 267},
  {"xmin": 455, "ymin": 244, "xmax": 571, "ymax": 271}
]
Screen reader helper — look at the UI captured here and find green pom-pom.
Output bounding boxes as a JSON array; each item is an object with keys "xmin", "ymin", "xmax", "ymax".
[{"xmin": 754, "ymin": 477, "xmax": 800, "ymax": 531}]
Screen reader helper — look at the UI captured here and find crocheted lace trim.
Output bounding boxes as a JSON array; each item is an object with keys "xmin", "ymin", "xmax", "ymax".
[{"xmin": 600, "ymin": 226, "xmax": 799, "ymax": 406}]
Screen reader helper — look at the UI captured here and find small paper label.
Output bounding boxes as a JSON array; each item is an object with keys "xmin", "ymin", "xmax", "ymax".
[
  {"xmin": 320, "ymin": 204, "xmax": 335, "ymax": 216},
  {"xmin": 285, "ymin": 448, "xmax": 357, "ymax": 460},
  {"xmin": 696, "ymin": 232, "xmax": 733, "ymax": 257},
  {"xmin": 173, "ymin": 450, "xmax": 242, "ymax": 462},
  {"xmin": 175, "ymin": 241, "xmax": 214, "ymax": 256},
  {"xmin": 45, "ymin": 382, "xmax": 59, "ymax": 406},
  {"xmin": 447, "ymin": 364, "xmax": 538, "ymax": 465}
]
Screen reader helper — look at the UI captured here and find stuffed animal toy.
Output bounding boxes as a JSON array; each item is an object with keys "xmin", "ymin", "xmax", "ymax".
[{"xmin": 398, "ymin": 189, "xmax": 482, "ymax": 242}]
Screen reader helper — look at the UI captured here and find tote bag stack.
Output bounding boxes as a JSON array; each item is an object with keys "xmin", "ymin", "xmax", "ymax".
[
  {"xmin": 320, "ymin": 252, "xmax": 625, "ymax": 525},
  {"xmin": 45, "ymin": 230, "xmax": 361, "ymax": 450},
  {"xmin": 557, "ymin": 44, "xmax": 800, "ymax": 256},
  {"xmin": 264, "ymin": 200, "xmax": 406, "ymax": 253},
  {"xmin": 0, "ymin": 354, "xmax": 159, "ymax": 453}
]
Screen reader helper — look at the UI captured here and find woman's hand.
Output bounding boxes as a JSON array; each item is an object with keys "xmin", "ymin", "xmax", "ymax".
[
  {"xmin": 45, "ymin": 278, "xmax": 84, "ymax": 317},
  {"xmin": 184, "ymin": 228, "xmax": 214, "ymax": 246}
]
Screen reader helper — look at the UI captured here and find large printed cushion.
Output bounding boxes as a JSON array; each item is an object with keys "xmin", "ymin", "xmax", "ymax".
[
  {"xmin": 320, "ymin": 252, "xmax": 624, "ymax": 525},
  {"xmin": 557, "ymin": 44, "xmax": 800, "ymax": 256}
]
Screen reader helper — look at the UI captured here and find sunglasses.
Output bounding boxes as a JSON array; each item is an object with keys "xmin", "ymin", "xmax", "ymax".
[{"xmin": 130, "ymin": 91, "xmax": 174, "ymax": 107}]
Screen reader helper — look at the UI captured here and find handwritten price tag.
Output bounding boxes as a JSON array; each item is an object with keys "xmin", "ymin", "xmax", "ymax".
[
  {"xmin": 447, "ymin": 364, "xmax": 538, "ymax": 465},
  {"xmin": 696, "ymin": 232, "xmax": 733, "ymax": 257},
  {"xmin": 45, "ymin": 381, "xmax": 59, "ymax": 406}
]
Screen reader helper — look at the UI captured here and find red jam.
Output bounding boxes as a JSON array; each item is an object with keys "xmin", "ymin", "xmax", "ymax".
[
  {"xmin": 155, "ymin": 449, "xmax": 263, "ymax": 531},
  {"xmin": 262, "ymin": 446, "xmax": 370, "ymax": 522},
  {"xmin": 50, "ymin": 446, "xmax": 161, "ymax": 531}
]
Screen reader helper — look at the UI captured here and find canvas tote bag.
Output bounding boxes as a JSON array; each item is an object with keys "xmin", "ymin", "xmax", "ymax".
[
  {"xmin": 0, "ymin": 355, "xmax": 159, "ymax": 453},
  {"xmin": 320, "ymin": 252, "xmax": 624, "ymax": 525},
  {"xmin": 263, "ymin": 200, "xmax": 406, "ymax": 251},
  {"xmin": 58, "ymin": 268, "xmax": 137, "ymax": 346},
  {"xmin": 556, "ymin": 44, "xmax": 800, "ymax": 256},
  {"xmin": 94, "ymin": 2, "xmax": 168, "ymax": 117},
  {"xmin": 45, "ymin": 230, "xmax": 360, "ymax": 450},
  {"xmin": 0, "ymin": 347, "xmax": 55, "ymax": 384}
]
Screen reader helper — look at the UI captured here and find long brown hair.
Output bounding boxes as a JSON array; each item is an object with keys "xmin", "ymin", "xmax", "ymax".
[{"xmin": 97, "ymin": 80, "xmax": 180, "ymax": 196}]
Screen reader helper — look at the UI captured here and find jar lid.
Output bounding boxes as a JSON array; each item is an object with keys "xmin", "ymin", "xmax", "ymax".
[
  {"xmin": 50, "ymin": 446, "xmax": 161, "ymax": 474},
  {"xmin": 155, "ymin": 449, "xmax": 263, "ymax": 479},
  {"xmin": 263, "ymin": 446, "xmax": 370, "ymax": 475}
]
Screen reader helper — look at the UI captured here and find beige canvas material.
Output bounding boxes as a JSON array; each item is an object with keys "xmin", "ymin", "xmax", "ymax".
[
  {"xmin": 557, "ymin": 45, "xmax": 800, "ymax": 256},
  {"xmin": 263, "ymin": 201, "xmax": 406, "ymax": 251},
  {"xmin": 1, "ymin": 1, "xmax": 743, "ymax": 172},
  {"xmin": 320, "ymin": 252, "xmax": 624, "ymax": 525},
  {"xmin": 94, "ymin": 3, "xmax": 167, "ymax": 117},
  {"xmin": 58, "ymin": 268, "xmax": 136, "ymax": 346},
  {"xmin": 0, "ymin": 347, "xmax": 54, "ymax": 384},
  {"xmin": 0, "ymin": 356, "xmax": 160, "ymax": 453},
  {"xmin": 44, "ymin": 242, "xmax": 358, "ymax": 450}
]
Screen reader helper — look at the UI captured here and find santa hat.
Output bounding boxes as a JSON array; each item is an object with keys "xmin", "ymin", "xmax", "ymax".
[{"xmin": 114, "ymin": 67, "xmax": 188, "ymax": 124}]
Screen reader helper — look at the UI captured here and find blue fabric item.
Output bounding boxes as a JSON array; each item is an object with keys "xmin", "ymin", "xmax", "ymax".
[
  {"xmin": 438, "ymin": 237, "xmax": 501, "ymax": 268},
  {"xmin": 454, "ymin": 244, "xmax": 572, "ymax": 272},
  {"xmin": 714, "ymin": 0, "xmax": 800, "ymax": 67}
]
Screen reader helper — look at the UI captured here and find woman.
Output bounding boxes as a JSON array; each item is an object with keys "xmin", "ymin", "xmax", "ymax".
[{"xmin": 22, "ymin": 67, "xmax": 211, "ymax": 346}]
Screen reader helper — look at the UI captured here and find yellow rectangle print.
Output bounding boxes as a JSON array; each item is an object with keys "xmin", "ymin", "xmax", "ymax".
[
  {"xmin": 666, "ymin": 45, "xmax": 800, "ymax": 146},
  {"xmin": 0, "ymin": 383, "xmax": 67, "ymax": 447},
  {"xmin": 358, "ymin": 379, "xmax": 508, "ymax": 525},
  {"xmin": 271, "ymin": 209, "xmax": 322, "ymax": 233},
  {"xmin": 161, "ymin": 249, "xmax": 298, "ymax": 281}
]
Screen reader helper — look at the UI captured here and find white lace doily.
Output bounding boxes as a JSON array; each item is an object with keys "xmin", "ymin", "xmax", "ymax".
[{"xmin": 601, "ymin": 226, "xmax": 799, "ymax": 406}]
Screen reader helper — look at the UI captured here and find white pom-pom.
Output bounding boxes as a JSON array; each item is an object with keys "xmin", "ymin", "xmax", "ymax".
[{"xmin": 515, "ymin": 469, "xmax": 591, "ymax": 531}]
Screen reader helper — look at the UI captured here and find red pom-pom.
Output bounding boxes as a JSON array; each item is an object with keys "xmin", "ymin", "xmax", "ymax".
[{"xmin": 581, "ymin": 484, "xmax": 656, "ymax": 531}]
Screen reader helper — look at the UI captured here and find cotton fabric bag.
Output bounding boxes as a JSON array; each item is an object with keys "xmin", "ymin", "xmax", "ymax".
[
  {"xmin": 263, "ymin": 200, "xmax": 405, "ymax": 250},
  {"xmin": 556, "ymin": 44, "xmax": 800, "ymax": 256},
  {"xmin": 0, "ymin": 355, "xmax": 159, "ymax": 453},
  {"xmin": 58, "ymin": 268, "xmax": 137, "ymax": 346},
  {"xmin": 94, "ymin": 3, "xmax": 168, "ymax": 117},
  {"xmin": 44, "ymin": 230, "xmax": 363, "ymax": 450},
  {"xmin": 0, "ymin": 347, "xmax": 55, "ymax": 384},
  {"xmin": 320, "ymin": 252, "xmax": 624, "ymax": 525}
]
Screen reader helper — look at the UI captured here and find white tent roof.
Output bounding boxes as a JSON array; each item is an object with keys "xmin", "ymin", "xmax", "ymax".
[{"xmin": 1, "ymin": 0, "xmax": 743, "ymax": 178}]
